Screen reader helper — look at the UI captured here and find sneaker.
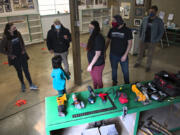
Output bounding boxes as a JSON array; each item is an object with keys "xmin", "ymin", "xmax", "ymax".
[
  {"xmin": 145, "ymin": 67, "xmax": 151, "ymax": 72},
  {"xmin": 30, "ymin": 84, "xmax": 38, "ymax": 90},
  {"xmin": 21, "ymin": 84, "xmax": 26, "ymax": 92},
  {"xmin": 134, "ymin": 63, "xmax": 140, "ymax": 68}
]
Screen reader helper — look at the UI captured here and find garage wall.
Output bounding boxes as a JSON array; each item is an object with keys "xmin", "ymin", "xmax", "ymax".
[
  {"xmin": 152, "ymin": 0, "xmax": 180, "ymax": 26},
  {"xmin": 41, "ymin": 14, "xmax": 71, "ymax": 39},
  {"xmin": 108, "ymin": 0, "xmax": 151, "ymax": 28}
]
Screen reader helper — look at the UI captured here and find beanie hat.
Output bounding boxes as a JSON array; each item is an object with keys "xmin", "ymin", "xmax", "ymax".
[{"xmin": 113, "ymin": 15, "xmax": 124, "ymax": 25}]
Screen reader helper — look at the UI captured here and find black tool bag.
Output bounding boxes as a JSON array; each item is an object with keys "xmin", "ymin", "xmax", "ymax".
[{"xmin": 153, "ymin": 71, "xmax": 180, "ymax": 97}]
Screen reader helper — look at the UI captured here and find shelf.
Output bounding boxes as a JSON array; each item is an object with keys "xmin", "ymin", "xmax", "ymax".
[
  {"xmin": 22, "ymin": 32, "xmax": 29, "ymax": 36},
  {"xmin": 14, "ymin": 22, "xmax": 27, "ymax": 25},
  {"xmin": 102, "ymin": 15, "xmax": 110, "ymax": 18},
  {"xmin": 94, "ymin": 16, "xmax": 102, "ymax": 19},
  {"xmin": 31, "ymin": 32, "xmax": 42, "ymax": 35},
  {"xmin": 82, "ymin": 22, "xmax": 90, "ymax": 24},
  {"xmin": 0, "ymin": 14, "xmax": 43, "ymax": 46},
  {"xmin": 25, "ymin": 39, "xmax": 44, "ymax": 45},
  {"xmin": 29, "ymin": 19, "xmax": 40, "ymax": 22},
  {"xmin": 81, "ymin": 31, "xmax": 89, "ymax": 34},
  {"xmin": 0, "ymin": 22, "xmax": 8, "ymax": 25},
  {"xmin": 30, "ymin": 25, "xmax": 41, "ymax": 29},
  {"xmin": 82, "ymin": 15, "xmax": 92, "ymax": 18},
  {"xmin": 24, "ymin": 40, "xmax": 31, "ymax": 43}
]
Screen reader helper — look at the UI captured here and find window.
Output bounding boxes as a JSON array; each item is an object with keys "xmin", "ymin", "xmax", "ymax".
[{"xmin": 38, "ymin": 0, "xmax": 69, "ymax": 16}]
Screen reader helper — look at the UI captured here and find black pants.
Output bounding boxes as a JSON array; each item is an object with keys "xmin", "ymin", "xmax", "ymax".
[{"xmin": 13, "ymin": 58, "xmax": 32, "ymax": 85}]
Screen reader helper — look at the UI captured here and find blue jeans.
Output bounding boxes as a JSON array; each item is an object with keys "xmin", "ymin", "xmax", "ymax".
[{"xmin": 110, "ymin": 53, "xmax": 129, "ymax": 84}]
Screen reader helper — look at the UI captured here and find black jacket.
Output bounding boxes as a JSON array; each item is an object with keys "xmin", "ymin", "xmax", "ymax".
[
  {"xmin": 46, "ymin": 25, "xmax": 71, "ymax": 53},
  {"xmin": 0, "ymin": 31, "xmax": 29, "ymax": 66}
]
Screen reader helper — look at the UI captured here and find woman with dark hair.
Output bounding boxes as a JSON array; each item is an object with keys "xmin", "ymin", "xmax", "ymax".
[
  {"xmin": 0, "ymin": 23, "xmax": 38, "ymax": 92},
  {"xmin": 87, "ymin": 20, "xmax": 105, "ymax": 89}
]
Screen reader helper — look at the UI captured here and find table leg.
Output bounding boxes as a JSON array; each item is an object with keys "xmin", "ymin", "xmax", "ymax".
[
  {"xmin": 46, "ymin": 129, "xmax": 51, "ymax": 135},
  {"xmin": 133, "ymin": 111, "xmax": 140, "ymax": 135}
]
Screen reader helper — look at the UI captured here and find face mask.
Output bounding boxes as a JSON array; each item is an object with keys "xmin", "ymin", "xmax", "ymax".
[
  {"xmin": 149, "ymin": 12, "xmax": 155, "ymax": 17},
  {"xmin": 13, "ymin": 30, "xmax": 17, "ymax": 35},
  {"xmin": 112, "ymin": 22, "xmax": 118, "ymax": 28},
  {"xmin": 55, "ymin": 25, "xmax": 61, "ymax": 29},
  {"xmin": 89, "ymin": 28, "xmax": 94, "ymax": 34}
]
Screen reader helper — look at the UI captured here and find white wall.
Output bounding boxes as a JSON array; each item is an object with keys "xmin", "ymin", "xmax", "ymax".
[
  {"xmin": 41, "ymin": 14, "xmax": 71, "ymax": 39},
  {"xmin": 1, "ymin": 0, "xmax": 39, "ymax": 17}
]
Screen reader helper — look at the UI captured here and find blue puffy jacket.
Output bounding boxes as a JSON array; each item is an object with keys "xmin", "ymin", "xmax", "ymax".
[{"xmin": 51, "ymin": 68, "xmax": 66, "ymax": 91}]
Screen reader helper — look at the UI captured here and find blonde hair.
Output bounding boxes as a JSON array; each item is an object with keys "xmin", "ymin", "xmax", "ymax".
[{"xmin": 54, "ymin": 19, "xmax": 61, "ymax": 24}]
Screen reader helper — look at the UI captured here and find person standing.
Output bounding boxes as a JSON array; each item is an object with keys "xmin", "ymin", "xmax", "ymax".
[
  {"xmin": 51, "ymin": 55, "xmax": 70, "ymax": 96},
  {"xmin": 87, "ymin": 21, "xmax": 105, "ymax": 89},
  {"xmin": 0, "ymin": 23, "xmax": 38, "ymax": 92},
  {"xmin": 106, "ymin": 15, "xmax": 133, "ymax": 85},
  {"xmin": 134, "ymin": 5, "xmax": 164, "ymax": 72},
  {"xmin": 47, "ymin": 19, "xmax": 71, "ymax": 75}
]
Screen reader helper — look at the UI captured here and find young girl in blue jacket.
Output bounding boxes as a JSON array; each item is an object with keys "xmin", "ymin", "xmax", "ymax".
[{"xmin": 51, "ymin": 55, "xmax": 70, "ymax": 95}]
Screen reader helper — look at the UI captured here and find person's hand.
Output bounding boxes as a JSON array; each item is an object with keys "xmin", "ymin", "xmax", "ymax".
[
  {"xmin": 121, "ymin": 55, "xmax": 127, "ymax": 62},
  {"xmin": 10, "ymin": 55, "xmax": 16, "ymax": 60},
  {"xmin": 22, "ymin": 50, "xmax": 25, "ymax": 54},
  {"xmin": 49, "ymin": 50, "xmax": 54, "ymax": 54},
  {"xmin": 87, "ymin": 65, "xmax": 93, "ymax": 72},
  {"xmin": 64, "ymin": 35, "xmax": 68, "ymax": 40},
  {"xmin": 80, "ymin": 43, "xmax": 87, "ymax": 48}
]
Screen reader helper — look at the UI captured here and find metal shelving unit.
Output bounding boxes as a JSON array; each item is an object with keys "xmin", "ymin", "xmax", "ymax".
[
  {"xmin": 0, "ymin": 14, "xmax": 44, "ymax": 45},
  {"xmin": 79, "ymin": 7, "xmax": 111, "ymax": 34}
]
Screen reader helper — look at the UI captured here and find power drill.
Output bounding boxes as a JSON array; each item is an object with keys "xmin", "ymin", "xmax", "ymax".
[
  {"xmin": 87, "ymin": 86, "xmax": 96, "ymax": 104},
  {"xmin": 57, "ymin": 94, "xmax": 67, "ymax": 117},
  {"xmin": 87, "ymin": 86, "xmax": 108, "ymax": 103},
  {"xmin": 114, "ymin": 90, "xmax": 128, "ymax": 104},
  {"xmin": 96, "ymin": 93, "xmax": 108, "ymax": 103}
]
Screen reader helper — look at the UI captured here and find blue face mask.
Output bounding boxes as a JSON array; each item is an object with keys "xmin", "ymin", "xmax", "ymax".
[
  {"xmin": 149, "ymin": 12, "xmax": 155, "ymax": 17},
  {"xmin": 89, "ymin": 28, "xmax": 94, "ymax": 34},
  {"xmin": 55, "ymin": 25, "xmax": 61, "ymax": 29}
]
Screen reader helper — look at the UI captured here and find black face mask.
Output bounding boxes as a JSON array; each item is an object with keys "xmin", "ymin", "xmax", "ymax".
[{"xmin": 13, "ymin": 30, "xmax": 18, "ymax": 35}]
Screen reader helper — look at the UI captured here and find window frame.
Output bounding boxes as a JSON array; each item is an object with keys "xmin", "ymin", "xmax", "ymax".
[{"xmin": 37, "ymin": 0, "xmax": 70, "ymax": 16}]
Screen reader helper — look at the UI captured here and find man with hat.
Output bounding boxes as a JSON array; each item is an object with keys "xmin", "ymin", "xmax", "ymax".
[
  {"xmin": 47, "ymin": 19, "xmax": 71, "ymax": 75},
  {"xmin": 105, "ymin": 15, "xmax": 133, "ymax": 85}
]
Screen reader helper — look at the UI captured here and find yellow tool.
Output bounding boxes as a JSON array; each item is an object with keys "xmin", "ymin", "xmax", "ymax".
[
  {"xmin": 57, "ymin": 94, "xmax": 67, "ymax": 106},
  {"xmin": 131, "ymin": 84, "xmax": 147, "ymax": 102}
]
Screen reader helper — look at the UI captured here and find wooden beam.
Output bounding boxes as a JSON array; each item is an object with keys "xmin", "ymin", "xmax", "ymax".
[{"xmin": 69, "ymin": 0, "xmax": 82, "ymax": 85}]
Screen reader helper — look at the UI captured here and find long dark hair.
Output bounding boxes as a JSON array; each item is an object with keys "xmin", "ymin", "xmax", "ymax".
[
  {"xmin": 4, "ymin": 23, "xmax": 14, "ymax": 39},
  {"xmin": 87, "ymin": 20, "xmax": 100, "ymax": 51}
]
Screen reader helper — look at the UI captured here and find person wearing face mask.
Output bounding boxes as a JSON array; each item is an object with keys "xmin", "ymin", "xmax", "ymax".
[
  {"xmin": 46, "ymin": 19, "xmax": 71, "ymax": 75},
  {"xmin": 0, "ymin": 23, "xmax": 38, "ymax": 92},
  {"xmin": 134, "ymin": 5, "xmax": 164, "ymax": 72},
  {"xmin": 105, "ymin": 15, "xmax": 133, "ymax": 86},
  {"xmin": 87, "ymin": 21, "xmax": 105, "ymax": 89}
]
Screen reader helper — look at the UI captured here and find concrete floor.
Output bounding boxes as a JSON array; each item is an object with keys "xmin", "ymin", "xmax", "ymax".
[{"xmin": 0, "ymin": 34, "xmax": 180, "ymax": 135}]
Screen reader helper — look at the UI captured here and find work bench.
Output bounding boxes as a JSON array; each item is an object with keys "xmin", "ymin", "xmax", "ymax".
[{"xmin": 45, "ymin": 83, "xmax": 180, "ymax": 135}]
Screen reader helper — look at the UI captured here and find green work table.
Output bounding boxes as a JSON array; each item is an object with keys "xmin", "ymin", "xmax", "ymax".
[{"xmin": 45, "ymin": 83, "xmax": 180, "ymax": 135}]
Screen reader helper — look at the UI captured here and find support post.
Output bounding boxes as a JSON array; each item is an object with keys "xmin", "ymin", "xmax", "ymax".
[{"xmin": 69, "ymin": 0, "xmax": 82, "ymax": 85}]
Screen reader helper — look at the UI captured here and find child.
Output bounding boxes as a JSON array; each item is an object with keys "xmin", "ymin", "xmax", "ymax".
[{"xmin": 51, "ymin": 55, "xmax": 70, "ymax": 96}]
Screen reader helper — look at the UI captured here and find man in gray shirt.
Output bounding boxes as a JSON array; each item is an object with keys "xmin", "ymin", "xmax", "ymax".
[{"xmin": 134, "ymin": 5, "xmax": 164, "ymax": 72}]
